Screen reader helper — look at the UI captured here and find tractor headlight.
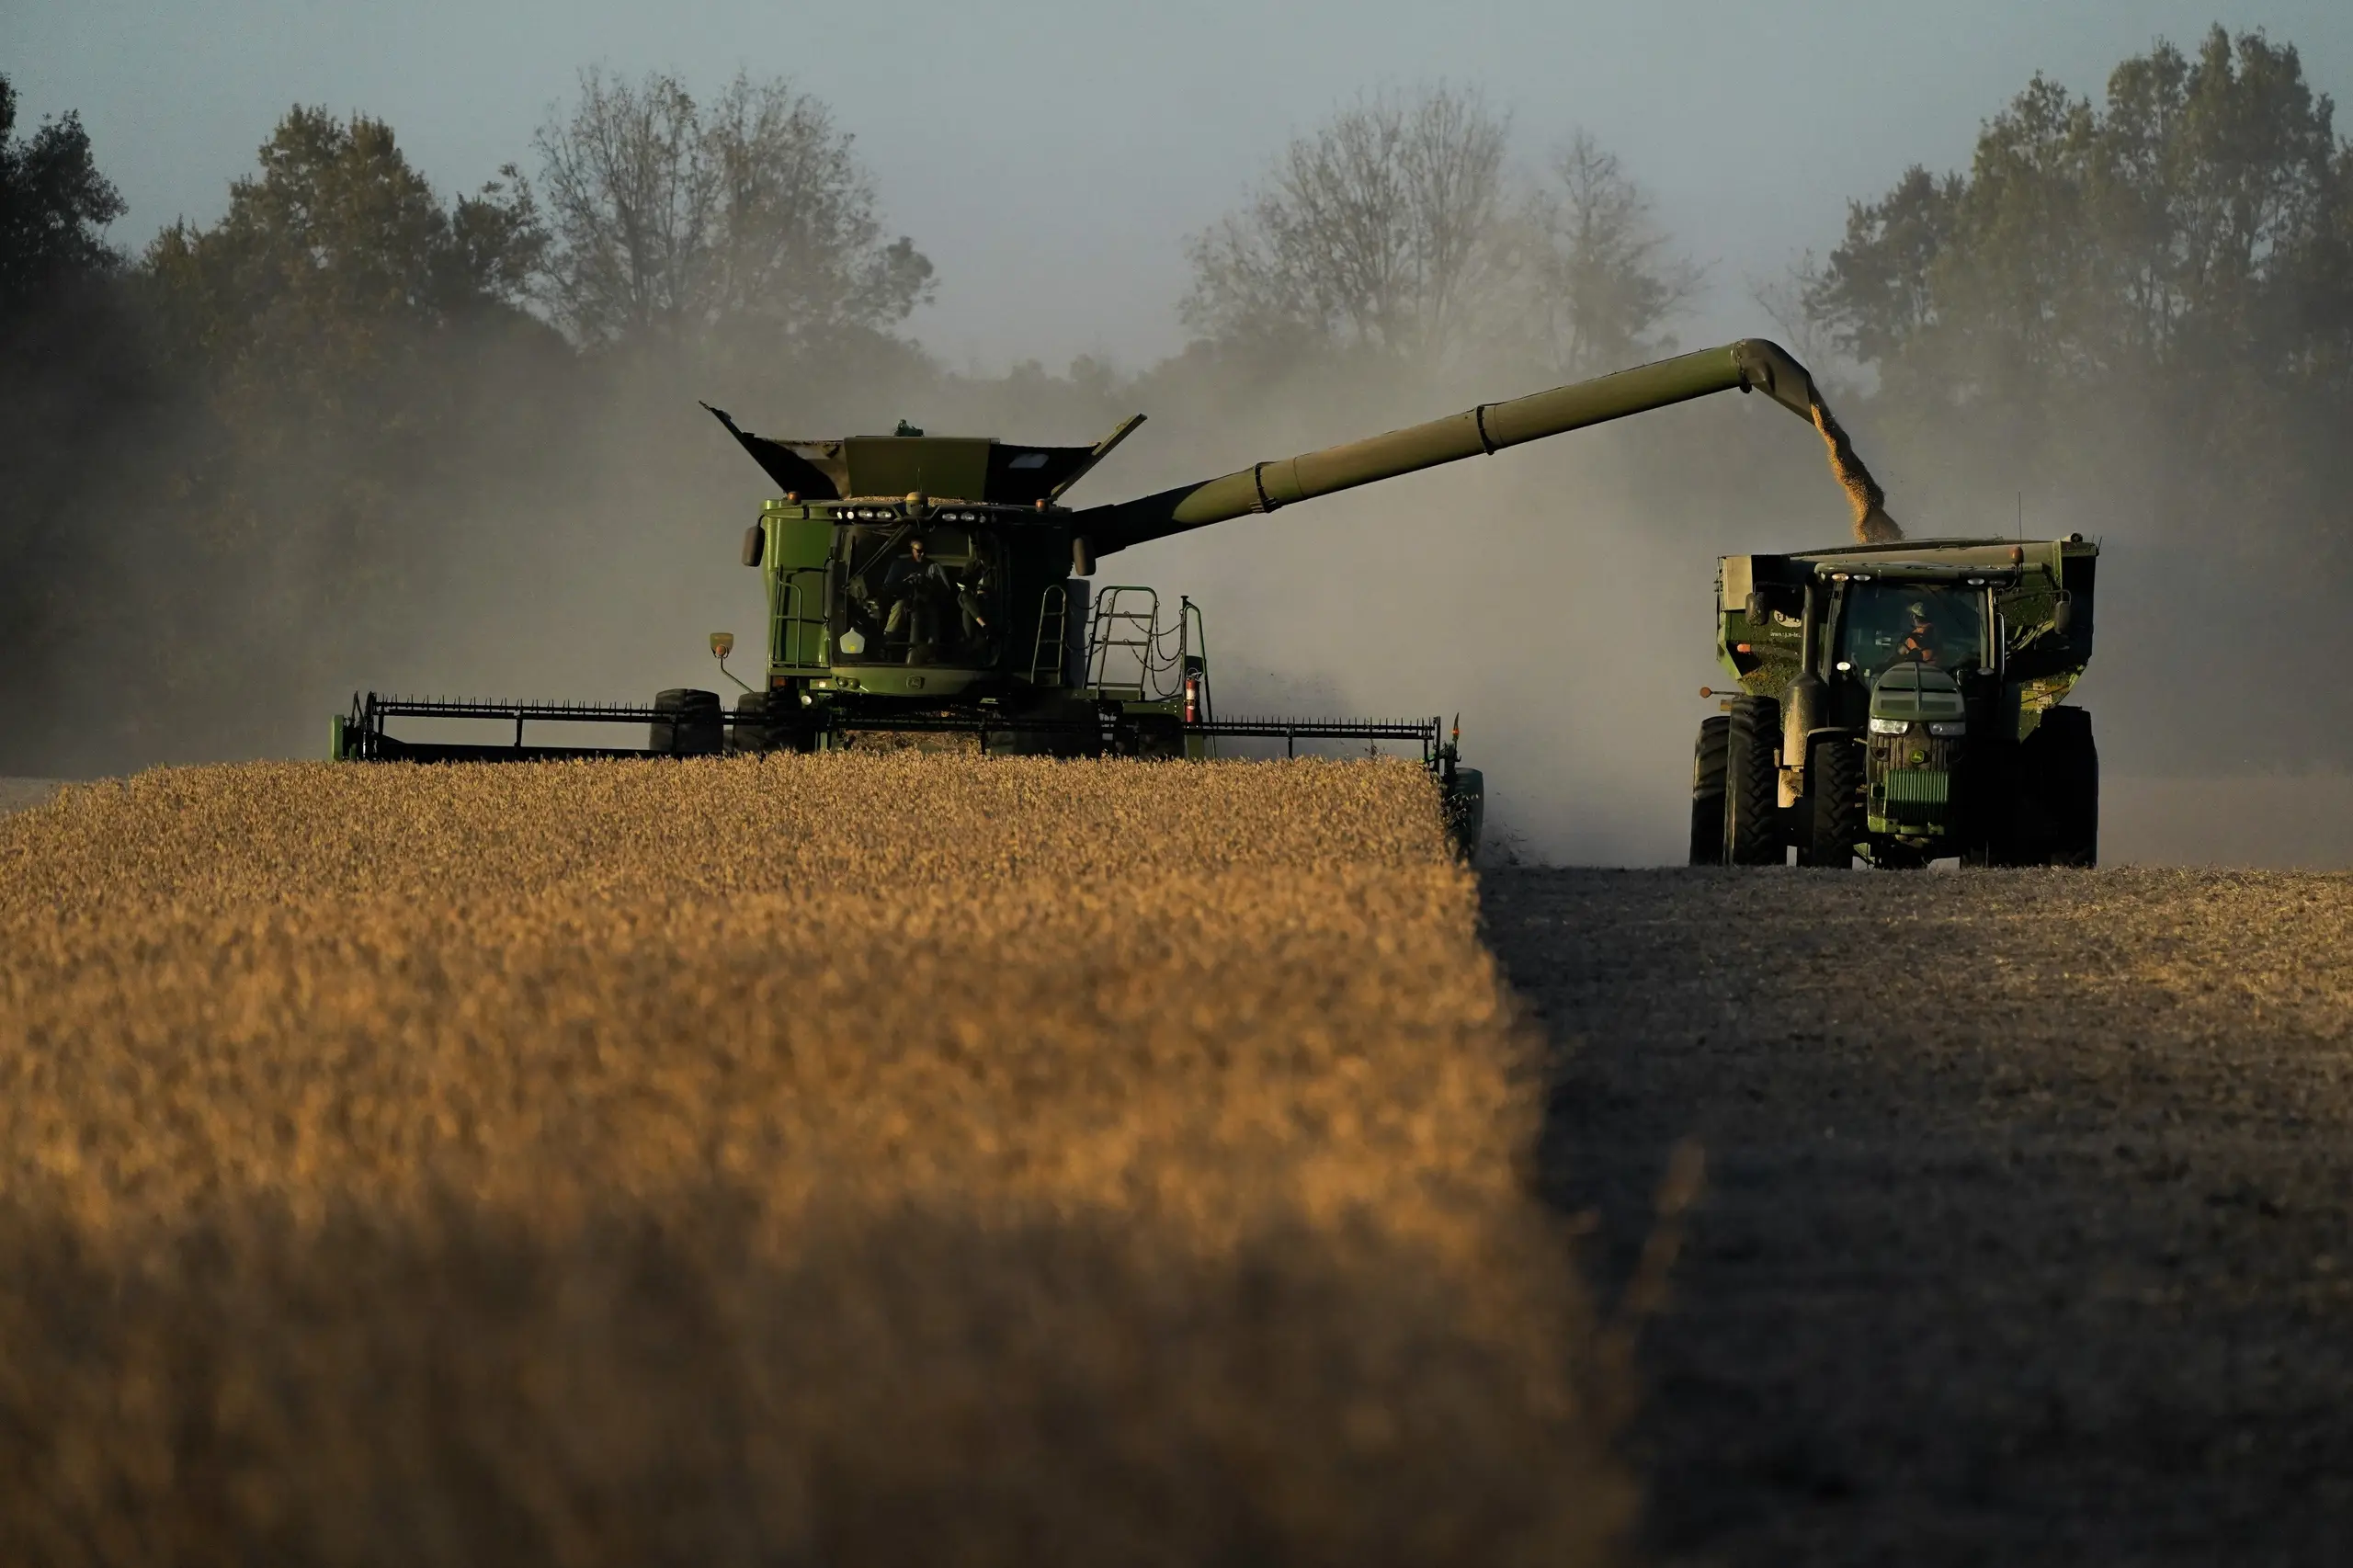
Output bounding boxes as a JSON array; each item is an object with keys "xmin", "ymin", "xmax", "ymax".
[
  {"xmin": 1869, "ymin": 717, "xmax": 1910, "ymax": 735},
  {"xmin": 1926, "ymin": 721, "xmax": 1966, "ymax": 737}
]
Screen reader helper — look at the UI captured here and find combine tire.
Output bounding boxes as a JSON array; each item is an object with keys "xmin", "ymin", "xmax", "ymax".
[
  {"xmin": 1723, "ymin": 697, "xmax": 1783, "ymax": 866},
  {"xmin": 651, "ymin": 688, "xmax": 723, "ymax": 757},
  {"xmin": 1803, "ymin": 733, "xmax": 1865, "ymax": 868},
  {"xmin": 2031, "ymin": 707, "xmax": 2099, "ymax": 867},
  {"xmin": 730, "ymin": 691, "xmax": 770, "ymax": 754},
  {"xmin": 729, "ymin": 690, "xmax": 817, "ymax": 755},
  {"xmin": 1442, "ymin": 767, "xmax": 1486, "ymax": 860},
  {"xmin": 1123, "ymin": 714, "xmax": 1185, "ymax": 758},
  {"xmin": 1688, "ymin": 715, "xmax": 1730, "ymax": 866}
]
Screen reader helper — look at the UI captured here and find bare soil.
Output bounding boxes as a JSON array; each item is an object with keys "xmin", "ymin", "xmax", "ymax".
[{"xmin": 1485, "ymin": 866, "xmax": 2353, "ymax": 1566}]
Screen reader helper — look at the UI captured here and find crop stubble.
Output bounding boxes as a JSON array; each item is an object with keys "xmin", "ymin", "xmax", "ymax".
[{"xmin": 0, "ymin": 756, "xmax": 1624, "ymax": 1566}]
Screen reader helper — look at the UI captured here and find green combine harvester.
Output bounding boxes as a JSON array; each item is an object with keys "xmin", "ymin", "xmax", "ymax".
[{"xmin": 333, "ymin": 337, "xmax": 2093, "ymax": 864}]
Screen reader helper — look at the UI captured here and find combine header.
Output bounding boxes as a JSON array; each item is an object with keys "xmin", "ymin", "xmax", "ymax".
[{"xmin": 335, "ymin": 338, "xmax": 1911, "ymax": 859}]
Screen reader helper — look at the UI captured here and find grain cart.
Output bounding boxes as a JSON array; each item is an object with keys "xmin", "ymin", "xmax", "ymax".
[
  {"xmin": 1689, "ymin": 536, "xmax": 2100, "ymax": 869},
  {"xmin": 334, "ymin": 340, "xmax": 1899, "ymax": 857}
]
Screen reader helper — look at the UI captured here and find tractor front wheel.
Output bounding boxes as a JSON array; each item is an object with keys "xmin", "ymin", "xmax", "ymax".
[
  {"xmin": 1803, "ymin": 733, "xmax": 1865, "ymax": 869},
  {"xmin": 1723, "ymin": 697, "xmax": 1783, "ymax": 866},
  {"xmin": 1688, "ymin": 715, "xmax": 1730, "ymax": 866}
]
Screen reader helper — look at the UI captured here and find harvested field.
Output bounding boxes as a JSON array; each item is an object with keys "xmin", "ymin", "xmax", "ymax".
[
  {"xmin": 0, "ymin": 757, "xmax": 1625, "ymax": 1566},
  {"xmin": 1494, "ymin": 867, "xmax": 2353, "ymax": 1565}
]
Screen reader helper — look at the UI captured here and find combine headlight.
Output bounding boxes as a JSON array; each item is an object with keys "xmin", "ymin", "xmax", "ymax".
[
  {"xmin": 1927, "ymin": 721, "xmax": 1966, "ymax": 737},
  {"xmin": 1869, "ymin": 717, "xmax": 1910, "ymax": 735}
]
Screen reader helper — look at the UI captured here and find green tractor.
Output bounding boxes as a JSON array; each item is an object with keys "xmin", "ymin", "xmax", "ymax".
[
  {"xmin": 333, "ymin": 338, "xmax": 1911, "ymax": 858},
  {"xmin": 1690, "ymin": 537, "xmax": 2100, "ymax": 869}
]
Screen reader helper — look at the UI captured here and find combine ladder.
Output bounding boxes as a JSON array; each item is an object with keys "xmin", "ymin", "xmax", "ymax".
[{"xmin": 1029, "ymin": 584, "xmax": 1069, "ymax": 687}]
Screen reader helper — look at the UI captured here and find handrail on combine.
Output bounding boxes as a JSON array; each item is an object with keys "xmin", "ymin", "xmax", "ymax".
[
  {"xmin": 1084, "ymin": 585, "xmax": 1168, "ymax": 699},
  {"xmin": 772, "ymin": 568, "xmax": 827, "ymax": 671},
  {"xmin": 1029, "ymin": 583, "xmax": 1070, "ymax": 688}
]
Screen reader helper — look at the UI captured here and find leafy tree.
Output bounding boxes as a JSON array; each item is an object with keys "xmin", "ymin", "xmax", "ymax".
[
  {"xmin": 0, "ymin": 74, "xmax": 150, "ymax": 773},
  {"xmin": 1801, "ymin": 27, "xmax": 2353, "ymax": 768},
  {"xmin": 531, "ymin": 69, "xmax": 933, "ymax": 358},
  {"xmin": 119, "ymin": 108, "xmax": 557, "ymax": 752},
  {"xmin": 143, "ymin": 108, "xmax": 541, "ymax": 389},
  {"xmin": 0, "ymin": 74, "xmax": 126, "ymax": 315},
  {"xmin": 1807, "ymin": 28, "xmax": 2345, "ymax": 404}
]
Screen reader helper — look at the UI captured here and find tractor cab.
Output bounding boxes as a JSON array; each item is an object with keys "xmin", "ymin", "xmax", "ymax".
[{"xmin": 1832, "ymin": 580, "xmax": 1994, "ymax": 681}]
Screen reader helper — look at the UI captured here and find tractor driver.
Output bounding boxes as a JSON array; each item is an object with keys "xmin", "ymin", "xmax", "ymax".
[{"xmin": 1897, "ymin": 599, "xmax": 1944, "ymax": 665}]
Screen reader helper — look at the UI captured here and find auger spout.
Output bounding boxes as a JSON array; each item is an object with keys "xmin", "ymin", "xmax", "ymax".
[{"xmin": 1070, "ymin": 338, "xmax": 1899, "ymax": 559}]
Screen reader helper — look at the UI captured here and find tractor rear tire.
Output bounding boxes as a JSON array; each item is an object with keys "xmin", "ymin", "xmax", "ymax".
[
  {"xmin": 651, "ymin": 688, "xmax": 723, "ymax": 757},
  {"xmin": 1688, "ymin": 715, "xmax": 1730, "ymax": 866},
  {"xmin": 2031, "ymin": 707, "xmax": 2099, "ymax": 867},
  {"xmin": 1803, "ymin": 733, "xmax": 1865, "ymax": 869},
  {"xmin": 1723, "ymin": 697, "xmax": 1783, "ymax": 866}
]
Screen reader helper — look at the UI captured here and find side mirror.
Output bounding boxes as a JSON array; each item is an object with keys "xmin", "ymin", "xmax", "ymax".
[
  {"xmin": 1071, "ymin": 535, "xmax": 1097, "ymax": 578},
  {"xmin": 2051, "ymin": 593, "xmax": 2075, "ymax": 634},
  {"xmin": 710, "ymin": 631, "xmax": 752, "ymax": 693},
  {"xmin": 1746, "ymin": 589, "xmax": 1769, "ymax": 625},
  {"xmin": 741, "ymin": 525, "xmax": 765, "ymax": 568}
]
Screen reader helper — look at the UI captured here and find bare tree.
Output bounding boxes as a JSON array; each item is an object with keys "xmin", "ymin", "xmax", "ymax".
[
  {"xmin": 1750, "ymin": 254, "xmax": 1843, "ymax": 371},
  {"xmin": 1180, "ymin": 85, "xmax": 1514, "ymax": 364},
  {"xmin": 532, "ymin": 69, "xmax": 932, "ymax": 353},
  {"xmin": 1520, "ymin": 132, "xmax": 1702, "ymax": 376}
]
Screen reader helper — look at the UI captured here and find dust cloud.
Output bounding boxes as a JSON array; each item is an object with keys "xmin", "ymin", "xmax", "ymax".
[
  {"xmin": 8, "ymin": 252, "xmax": 2352, "ymax": 869},
  {"xmin": 14, "ymin": 328, "xmax": 2350, "ymax": 869}
]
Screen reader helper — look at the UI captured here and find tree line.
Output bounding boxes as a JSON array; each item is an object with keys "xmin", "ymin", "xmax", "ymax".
[{"xmin": 3, "ymin": 26, "xmax": 2349, "ymax": 771}]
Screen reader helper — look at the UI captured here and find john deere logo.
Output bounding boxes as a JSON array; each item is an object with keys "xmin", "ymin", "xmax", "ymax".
[
  {"xmin": 906, "ymin": 676, "xmax": 926, "ymax": 691},
  {"xmin": 1909, "ymin": 748, "xmax": 1927, "ymax": 765}
]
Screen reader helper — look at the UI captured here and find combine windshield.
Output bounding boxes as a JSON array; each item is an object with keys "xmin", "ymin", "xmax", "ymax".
[
  {"xmin": 1837, "ymin": 582, "xmax": 1989, "ymax": 676},
  {"xmin": 832, "ymin": 524, "xmax": 1002, "ymax": 667}
]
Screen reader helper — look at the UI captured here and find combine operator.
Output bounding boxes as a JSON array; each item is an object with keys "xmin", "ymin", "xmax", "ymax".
[{"xmin": 881, "ymin": 536, "xmax": 956, "ymax": 663}]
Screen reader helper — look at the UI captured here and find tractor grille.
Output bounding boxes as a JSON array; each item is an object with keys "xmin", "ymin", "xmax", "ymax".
[{"xmin": 1869, "ymin": 732, "xmax": 1960, "ymax": 834}]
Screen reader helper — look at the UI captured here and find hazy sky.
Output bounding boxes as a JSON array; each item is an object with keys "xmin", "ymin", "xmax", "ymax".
[{"xmin": 10, "ymin": 1, "xmax": 2351, "ymax": 370}]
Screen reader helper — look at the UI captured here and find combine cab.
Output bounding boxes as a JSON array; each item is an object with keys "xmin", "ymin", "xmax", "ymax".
[{"xmin": 1690, "ymin": 536, "xmax": 2101, "ymax": 869}]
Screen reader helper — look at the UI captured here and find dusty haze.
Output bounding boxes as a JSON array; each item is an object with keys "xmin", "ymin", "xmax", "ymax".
[
  {"xmin": 6, "ymin": 9, "xmax": 2352, "ymax": 867},
  {"xmin": 6, "ymin": 321, "xmax": 2349, "ymax": 868}
]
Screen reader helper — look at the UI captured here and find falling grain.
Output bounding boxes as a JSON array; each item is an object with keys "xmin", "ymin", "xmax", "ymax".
[{"xmin": 1808, "ymin": 392, "xmax": 1903, "ymax": 543}]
